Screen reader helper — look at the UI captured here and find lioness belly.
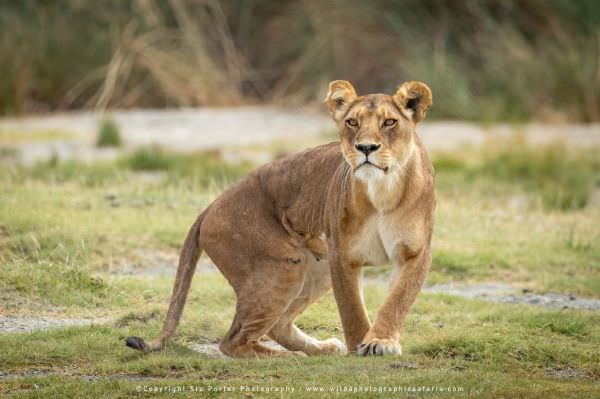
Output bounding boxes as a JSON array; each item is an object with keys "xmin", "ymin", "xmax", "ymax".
[{"xmin": 297, "ymin": 248, "xmax": 332, "ymax": 300}]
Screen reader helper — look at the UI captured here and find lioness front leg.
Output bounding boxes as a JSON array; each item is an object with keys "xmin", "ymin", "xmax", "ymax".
[
  {"xmin": 329, "ymin": 253, "xmax": 371, "ymax": 353},
  {"xmin": 357, "ymin": 245, "xmax": 431, "ymax": 356}
]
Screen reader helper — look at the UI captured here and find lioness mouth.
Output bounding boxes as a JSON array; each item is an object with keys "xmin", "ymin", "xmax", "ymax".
[{"xmin": 357, "ymin": 161, "xmax": 389, "ymax": 173}]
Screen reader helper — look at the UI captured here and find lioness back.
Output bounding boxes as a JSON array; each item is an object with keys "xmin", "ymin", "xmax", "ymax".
[{"xmin": 253, "ymin": 141, "xmax": 345, "ymax": 236}]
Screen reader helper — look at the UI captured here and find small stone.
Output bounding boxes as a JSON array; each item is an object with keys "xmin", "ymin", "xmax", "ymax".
[{"xmin": 390, "ymin": 362, "xmax": 417, "ymax": 370}]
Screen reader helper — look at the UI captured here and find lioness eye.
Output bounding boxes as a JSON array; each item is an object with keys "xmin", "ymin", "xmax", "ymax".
[
  {"xmin": 384, "ymin": 119, "xmax": 397, "ymax": 127},
  {"xmin": 346, "ymin": 119, "xmax": 358, "ymax": 127}
]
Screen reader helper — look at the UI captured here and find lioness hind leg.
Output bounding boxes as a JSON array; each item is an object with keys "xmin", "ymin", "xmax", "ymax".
[
  {"xmin": 268, "ymin": 258, "xmax": 346, "ymax": 356},
  {"xmin": 269, "ymin": 322, "xmax": 345, "ymax": 355},
  {"xmin": 220, "ymin": 307, "xmax": 307, "ymax": 359},
  {"xmin": 218, "ymin": 261, "xmax": 307, "ymax": 359}
]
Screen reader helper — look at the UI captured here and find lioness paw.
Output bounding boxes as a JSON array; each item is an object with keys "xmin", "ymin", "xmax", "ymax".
[
  {"xmin": 357, "ymin": 338, "xmax": 401, "ymax": 356},
  {"xmin": 320, "ymin": 337, "xmax": 346, "ymax": 355}
]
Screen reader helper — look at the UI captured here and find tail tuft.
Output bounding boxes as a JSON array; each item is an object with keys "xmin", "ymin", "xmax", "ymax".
[{"xmin": 125, "ymin": 336, "xmax": 149, "ymax": 351}]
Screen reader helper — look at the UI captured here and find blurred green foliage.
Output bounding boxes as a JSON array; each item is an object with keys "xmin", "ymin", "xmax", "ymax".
[
  {"xmin": 2, "ymin": 146, "xmax": 253, "ymax": 189},
  {"xmin": 96, "ymin": 118, "xmax": 122, "ymax": 147},
  {"xmin": 1, "ymin": 0, "xmax": 599, "ymax": 121},
  {"xmin": 432, "ymin": 137, "xmax": 600, "ymax": 210},
  {"xmin": 123, "ymin": 146, "xmax": 175, "ymax": 171},
  {"xmin": 478, "ymin": 139, "xmax": 600, "ymax": 210},
  {"xmin": 121, "ymin": 146, "xmax": 252, "ymax": 187}
]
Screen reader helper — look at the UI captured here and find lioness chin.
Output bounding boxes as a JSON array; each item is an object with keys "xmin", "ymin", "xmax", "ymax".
[{"xmin": 125, "ymin": 80, "xmax": 435, "ymax": 358}]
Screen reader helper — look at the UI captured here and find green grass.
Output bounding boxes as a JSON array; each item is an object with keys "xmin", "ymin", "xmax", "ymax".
[
  {"xmin": 1, "ymin": 147, "xmax": 253, "ymax": 190},
  {"xmin": 1, "ymin": 140, "xmax": 599, "ymax": 397},
  {"xmin": 477, "ymin": 137, "xmax": 600, "ymax": 210},
  {"xmin": 0, "ymin": 276, "xmax": 598, "ymax": 397},
  {"xmin": 426, "ymin": 141, "xmax": 600, "ymax": 295},
  {"xmin": 124, "ymin": 146, "xmax": 174, "ymax": 171},
  {"xmin": 96, "ymin": 118, "xmax": 122, "ymax": 147},
  {"xmin": 433, "ymin": 137, "xmax": 600, "ymax": 210},
  {"xmin": 121, "ymin": 146, "xmax": 253, "ymax": 188}
]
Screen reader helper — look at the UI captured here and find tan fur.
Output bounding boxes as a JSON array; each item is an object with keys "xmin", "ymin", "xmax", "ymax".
[{"xmin": 125, "ymin": 80, "xmax": 435, "ymax": 358}]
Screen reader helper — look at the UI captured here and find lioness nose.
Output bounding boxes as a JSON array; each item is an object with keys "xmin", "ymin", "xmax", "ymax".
[{"xmin": 355, "ymin": 143, "xmax": 381, "ymax": 155}]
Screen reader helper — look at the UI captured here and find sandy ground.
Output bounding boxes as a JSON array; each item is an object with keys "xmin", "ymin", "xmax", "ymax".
[{"xmin": 1, "ymin": 107, "xmax": 600, "ymax": 164}]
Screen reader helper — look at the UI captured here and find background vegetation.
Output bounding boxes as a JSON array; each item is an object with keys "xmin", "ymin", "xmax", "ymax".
[{"xmin": 1, "ymin": 0, "xmax": 599, "ymax": 121}]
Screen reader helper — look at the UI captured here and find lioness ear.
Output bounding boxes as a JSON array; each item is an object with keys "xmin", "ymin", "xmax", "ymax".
[
  {"xmin": 393, "ymin": 81, "xmax": 432, "ymax": 123},
  {"xmin": 325, "ymin": 80, "xmax": 357, "ymax": 122}
]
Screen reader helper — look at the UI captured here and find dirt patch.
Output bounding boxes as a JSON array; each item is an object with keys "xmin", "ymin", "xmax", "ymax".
[
  {"xmin": 188, "ymin": 343, "xmax": 230, "ymax": 359},
  {"xmin": 544, "ymin": 366, "xmax": 588, "ymax": 379},
  {"xmin": 423, "ymin": 283, "xmax": 600, "ymax": 310},
  {"xmin": 0, "ymin": 108, "xmax": 331, "ymax": 165},
  {"xmin": 104, "ymin": 250, "xmax": 217, "ymax": 277},
  {"xmin": 389, "ymin": 361, "xmax": 418, "ymax": 370},
  {"xmin": 0, "ymin": 315, "xmax": 110, "ymax": 334},
  {"xmin": 0, "ymin": 370, "xmax": 54, "ymax": 380},
  {"xmin": 2, "ymin": 109, "xmax": 599, "ymax": 165},
  {"xmin": 188, "ymin": 339, "xmax": 287, "ymax": 359},
  {"xmin": 0, "ymin": 370, "xmax": 161, "ymax": 381}
]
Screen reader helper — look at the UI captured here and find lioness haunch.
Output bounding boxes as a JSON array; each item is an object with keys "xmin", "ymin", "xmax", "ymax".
[{"xmin": 125, "ymin": 80, "xmax": 435, "ymax": 358}]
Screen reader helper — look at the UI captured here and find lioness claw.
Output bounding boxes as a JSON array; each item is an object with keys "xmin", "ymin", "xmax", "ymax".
[{"xmin": 357, "ymin": 339, "xmax": 401, "ymax": 356}]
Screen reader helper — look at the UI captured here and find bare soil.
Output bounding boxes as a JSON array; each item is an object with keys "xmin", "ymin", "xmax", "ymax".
[{"xmin": 1, "ymin": 108, "xmax": 599, "ymax": 164}]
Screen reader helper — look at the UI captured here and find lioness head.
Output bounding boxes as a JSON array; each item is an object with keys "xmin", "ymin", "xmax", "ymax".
[{"xmin": 325, "ymin": 80, "xmax": 432, "ymax": 181}]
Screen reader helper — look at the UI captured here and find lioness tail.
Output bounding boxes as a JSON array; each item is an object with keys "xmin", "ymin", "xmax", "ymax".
[{"xmin": 125, "ymin": 209, "xmax": 207, "ymax": 352}]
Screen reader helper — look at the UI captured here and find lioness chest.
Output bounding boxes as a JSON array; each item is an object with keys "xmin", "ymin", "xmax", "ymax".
[{"xmin": 346, "ymin": 215, "xmax": 399, "ymax": 266}]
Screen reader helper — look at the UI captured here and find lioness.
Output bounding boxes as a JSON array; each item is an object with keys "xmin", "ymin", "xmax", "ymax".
[{"xmin": 125, "ymin": 80, "xmax": 435, "ymax": 357}]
